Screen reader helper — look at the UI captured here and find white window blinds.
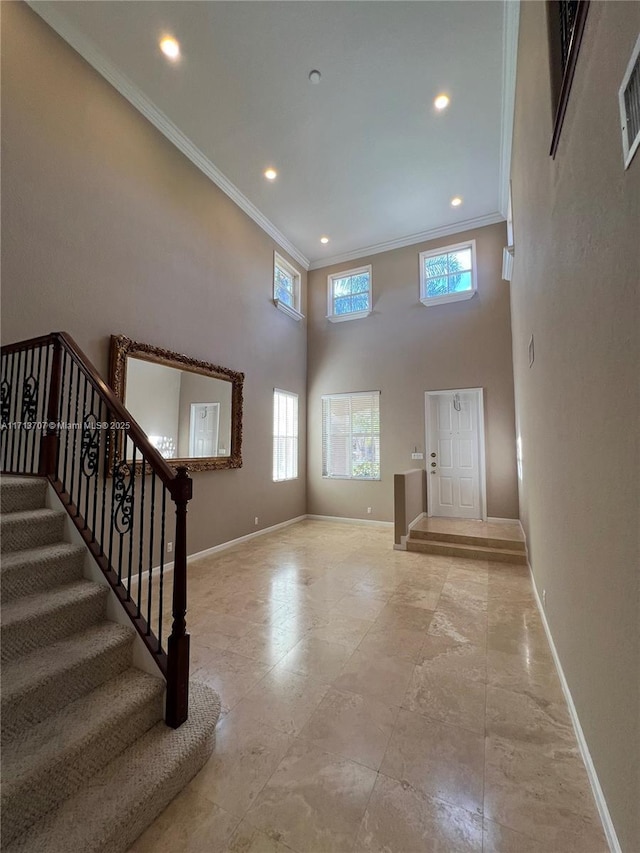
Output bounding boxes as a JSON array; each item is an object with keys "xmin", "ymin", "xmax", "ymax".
[
  {"xmin": 273, "ymin": 389, "xmax": 298, "ymax": 482},
  {"xmin": 322, "ymin": 392, "xmax": 380, "ymax": 480}
]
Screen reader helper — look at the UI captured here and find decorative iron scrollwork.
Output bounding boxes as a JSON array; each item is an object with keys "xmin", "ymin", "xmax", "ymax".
[
  {"xmin": 21, "ymin": 375, "xmax": 39, "ymax": 422},
  {"xmin": 113, "ymin": 461, "xmax": 134, "ymax": 535},
  {"xmin": 81, "ymin": 413, "xmax": 101, "ymax": 477},
  {"xmin": 1, "ymin": 379, "xmax": 11, "ymax": 426}
]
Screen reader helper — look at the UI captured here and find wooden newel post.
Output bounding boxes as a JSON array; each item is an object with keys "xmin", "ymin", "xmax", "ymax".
[
  {"xmin": 39, "ymin": 338, "xmax": 62, "ymax": 478},
  {"xmin": 165, "ymin": 466, "xmax": 193, "ymax": 729}
]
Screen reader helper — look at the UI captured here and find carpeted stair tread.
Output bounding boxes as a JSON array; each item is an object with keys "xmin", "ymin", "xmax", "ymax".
[
  {"xmin": 2, "ymin": 669, "xmax": 165, "ymax": 845},
  {"xmin": 1, "ymin": 622, "xmax": 135, "ymax": 741},
  {"xmin": 1, "ymin": 580, "xmax": 108, "ymax": 661},
  {"xmin": 0, "ymin": 507, "xmax": 66, "ymax": 553},
  {"xmin": 0, "ymin": 542, "xmax": 85, "ymax": 602},
  {"xmin": 0, "ymin": 476, "xmax": 47, "ymax": 513},
  {"xmin": 5, "ymin": 681, "xmax": 221, "ymax": 853}
]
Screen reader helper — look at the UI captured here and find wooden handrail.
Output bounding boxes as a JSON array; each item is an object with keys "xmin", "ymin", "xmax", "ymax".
[{"xmin": 3, "ymin": 332, "xmax": 177, "ymax": 489}]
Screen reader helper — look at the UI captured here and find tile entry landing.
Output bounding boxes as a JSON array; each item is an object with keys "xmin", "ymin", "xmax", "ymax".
[{"xmin": 407, "ymin": 517, "xmax": 527, "ymax": 564}]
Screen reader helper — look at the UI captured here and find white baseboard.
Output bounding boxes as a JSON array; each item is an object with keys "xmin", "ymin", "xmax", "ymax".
[
  {"xmin": 397, "ymin": 511, "xmax": 427, "ymax": 550},
  {"xmin": 487, "ymin": 516, "xmax": 520, "ymax": 524},
  {"xmin": 526, "ymin": 545, "xmax": 620, "ymax": 852},
  {"xmin": 306, "ymin": 514, "xmax": 394, "ymax": 528}
]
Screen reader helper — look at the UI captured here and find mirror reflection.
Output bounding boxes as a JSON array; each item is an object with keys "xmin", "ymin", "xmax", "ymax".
[
  {"xmin": 125, "ymin": 357, "xmax": 232, "ymax": 459},
  {"xmin": 109, "ymin": 334, "xmax": 244, "ymax": 472}
]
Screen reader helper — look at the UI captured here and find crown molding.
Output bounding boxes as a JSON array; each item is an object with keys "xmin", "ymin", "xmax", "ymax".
[
  {"xmin": 308, "ymin": 212, "xmax": 506, "ymax": 271},
  {"xmin": 499, "ymin": 0, "xmax": 521, "ymax": 218},
  {"xmin": 27, "ymin": 1, "xmax": 311, "ymax": 272}
]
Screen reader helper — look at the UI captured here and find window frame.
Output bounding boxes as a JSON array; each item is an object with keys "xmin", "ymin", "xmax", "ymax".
[
  {"xmin": 273, "ymin": 252, "xmax": 304, "ymax": 321},
  {"xmin": 272, "ymin": 388, "xmax": 299, "ymax": 482},
  {"xmin": 321, "ymin": 390, "xmax": 381, "ymax": 481},
  {"xmin": 326, "ymin": 265, "xmax": 372, "ymax": 323},
  {"xmin": 419, "ymin": 240, "xmax": 477, "ymax": 307}
]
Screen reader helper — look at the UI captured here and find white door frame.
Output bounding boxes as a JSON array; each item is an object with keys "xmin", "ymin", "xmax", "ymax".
[
  {"xmin": 189, "ymin": 402, "xmax": 220, "ymax": 457},
  {"xmin": 424, "ymin": 387, "xmax": 487, "ymax": 521}
]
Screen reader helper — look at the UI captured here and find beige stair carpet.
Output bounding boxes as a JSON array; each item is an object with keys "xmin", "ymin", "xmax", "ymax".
[{"xmin": 0, "ymin": 475, "xmax": 221, "ymax": 852}]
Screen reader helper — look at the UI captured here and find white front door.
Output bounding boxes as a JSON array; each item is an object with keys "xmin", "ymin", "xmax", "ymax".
[
  {"xmin": 189, "ymin": 402, "xmax": 220, "ymax": 457},
  {"xmin": 425, "ymin": 389, "xmax": 485, "ymax": 519}
]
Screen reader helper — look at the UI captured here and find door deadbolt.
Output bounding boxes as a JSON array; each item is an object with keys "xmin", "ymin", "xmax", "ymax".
[{"xmin": 430, "ymin": 452, "xmax": 436, "ymax": 458}]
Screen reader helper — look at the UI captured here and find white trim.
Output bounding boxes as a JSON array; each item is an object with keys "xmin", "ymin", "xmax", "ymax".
[
  {"xmin": 619, "ymin": 33, "xmax": 640, "ymax": 170},
  {"xmin": 419, "ymin": 239, "xmax": 477, "ymax": 307},
  {"xmin": 419, "ymin": 291, "xmax": 476, "ymax": 308},
  {"xmin": 424, "ymin": 387, "xmax": 487, "ymax": 522},
  {"xmin": 499, "ymin": 0, "xmax": 521, "ymax": 217},
  {"xmin": 327, "ymin": 309, "xmax": 371, "ymax": 323},
  {"xmin": 397, "ymin": 510, "xmax": 427, "ymax": 550},
  {"xmin": 487, "ymin": 516, "xmax": 521, "ymax": 525},
  {"xmin": 306, "ymin": 514, "xmax": 393, "ymax": 528},
  {"xmin": 502, "ymin": 246, "xmax": 514, "ymax": 282},
  {"xmin": 308, "ymin": 213, "xmax": 505, "ymax": 271},
  {"xmin": 27, "ymin": 2, "xmax": 310, "ymax": 271},
  {"xmin": 274, "ymin": 299, "xmax": 304, "ymax": 321},
  {"xmin": 327, "ymin": 264, "xmax": 372, "ymax": 321},
  {"xmin": 525, "ymin": 544, "xmax": 621, "ymax": 853}
]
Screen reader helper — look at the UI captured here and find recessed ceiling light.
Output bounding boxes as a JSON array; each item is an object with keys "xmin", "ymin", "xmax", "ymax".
[
  {"xmin": 160, "ymin": 37, "xmax": 180, "ymax": 61},
  {"xmin": 309, "ymin": 70, "xmax": 322, "ymax": 84},
  {"xmin": 450, "ymin": 196, "xmax": 463, "ymax": 207},
  {"xmin": 264, "ymin": 168, "xmax": 278, "ymax": 181},
  {"xmin": 434, "ymin": 94, "xmax": 450, "ymax": 111},
  {"xmin": 320, "ymin": 236, "xmax": 330, "ymax": 244}
]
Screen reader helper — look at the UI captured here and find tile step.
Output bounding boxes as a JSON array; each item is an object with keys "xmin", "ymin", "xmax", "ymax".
[
  {"xmin": 410, "ymin": 529, "xmax": 525, "ymax": 550},
  {"xmin": 406, "ymin": 538, "xmax": 528, "ymax": 564}
]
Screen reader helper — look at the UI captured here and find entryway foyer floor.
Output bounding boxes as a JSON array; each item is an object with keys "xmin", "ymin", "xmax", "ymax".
[{"xmin": 129, "ymin": 520, "xmax": 606, "ymax": 853}]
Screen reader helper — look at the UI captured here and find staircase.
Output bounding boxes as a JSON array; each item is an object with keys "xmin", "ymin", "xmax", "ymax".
[
  {"xmin": 406, "ymin": 517, "xmax": 527, "ymax": 564},
  {"xmin": 1, "ymin": 476, "xmax": 220, "ymax": 853}
]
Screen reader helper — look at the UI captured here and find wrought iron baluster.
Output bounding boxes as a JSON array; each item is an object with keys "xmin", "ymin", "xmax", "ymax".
[
  {"xmin": 1, "ymin": 351, "xmax": 12, "ymax": 470},
  {"xmin": 76, "ymin": 375, "xmax": 89, "ymax": 521},
  {"xmin": 158, "ymin": 488, "xmax": 166, "ymax": 647},
  {"xmin": 127, "ymin": 444, "xmax": 137, "ymax": 594},
  {"xmin": 137, "ymin": 453, "xmax": 146, "ymax": 615},
  {"xmin": 81, "ymin": 392, "xmax": 100, "ymax": 531},
  {"xmin": 147, "ymin": 473, "xmax": 156, "ymax": 636}
]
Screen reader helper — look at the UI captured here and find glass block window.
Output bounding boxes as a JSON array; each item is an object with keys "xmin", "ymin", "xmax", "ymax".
[
  {"xmin": 327, "ymin": 265, "xmax": 372, "ymax": 322},
  {"xmin": 419, "ymin": 241, "xmax": 477, "ymax": 307}
]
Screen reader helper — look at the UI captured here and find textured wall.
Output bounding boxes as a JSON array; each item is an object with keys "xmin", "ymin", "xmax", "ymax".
[
  {"xmin": 307, "ymin": 222, "xmax": 519, "ymax": 522},
  {"xmin": 510, "ymin": 2, "xmax": 640, "ymax": 848},
  {"xmin": 1, "ymin": 2, "xmax": 307, "ymax": 555}
]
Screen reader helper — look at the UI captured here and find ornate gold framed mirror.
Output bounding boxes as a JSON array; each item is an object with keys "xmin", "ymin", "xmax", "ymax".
[{"xmin": 109, "ymin": 335, "xmax": 243, "ymax": 472}]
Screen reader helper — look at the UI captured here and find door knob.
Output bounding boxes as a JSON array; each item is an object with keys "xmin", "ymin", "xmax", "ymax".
[{"xmin": 430, "ymin": 462, "xmax": 436, "ymax": 467}]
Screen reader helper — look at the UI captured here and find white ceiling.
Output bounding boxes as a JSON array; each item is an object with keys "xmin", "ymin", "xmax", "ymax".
[{"xmin": 30, "ymin": 1, "xmax": 519, "ymax": 270}]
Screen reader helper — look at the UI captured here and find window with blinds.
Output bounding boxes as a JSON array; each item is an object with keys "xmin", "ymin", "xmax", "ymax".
[
  {"xmin": 273, "ymin": 389, "xmax": 298, "ymax": 482},
  {"xmin": 322, "ymin": 392, "xmax": 380, "ymax": 480}
]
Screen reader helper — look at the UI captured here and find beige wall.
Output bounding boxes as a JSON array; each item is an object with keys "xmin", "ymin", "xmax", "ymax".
[
  {"xmin": 393, "ymin": 469, "xmax": 426, "ymax": 546},
  {"xmin": 1, "ymin": 3, "xmax": 307, "ymax": 555},
  {"xmin": 510, "ymin": 2, "xmax": 640, "ymax": 849},
  {"xmin": 307, "ymin": 222, "xmax": 519, "ymax": 522}
]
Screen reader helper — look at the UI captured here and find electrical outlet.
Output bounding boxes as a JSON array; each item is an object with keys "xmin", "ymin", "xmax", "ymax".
[
  {"xmin": 167, "ymin": 542, "xmax": 173, "ymax": 553},
  {"xmin": 254, "ymin": 517, "xmax": 259, "ymax": 526},
  {"xmin": 367, "ymin": 507, "xmax": 372, "ymax": 514},
  {"xmin": 542, "ymin": 589, "xmax": 547, "ymax": 608}
]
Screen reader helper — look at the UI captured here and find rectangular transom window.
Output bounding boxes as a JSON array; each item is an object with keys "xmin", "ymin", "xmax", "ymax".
[
  {"xmin": 322, "ymin": 391, "xmax": 380, "ymax": 479},
  {"xmin": 419, "ymin": 240, "xmax": 477, "ymax": 307},
  {"xmin": 273, "ymin": 389, "xmax": 298, "ymax": 482},
  {"xmin": 274, "ymin": 253, "xmax": 303, "ymax": 320},
  {"xmin": 327, "ymin": 265, "xmax": 372, "ymax": 322}
]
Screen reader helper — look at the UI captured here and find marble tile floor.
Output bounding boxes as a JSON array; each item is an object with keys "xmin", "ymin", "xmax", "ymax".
[{"xmin": 129, "ymin": 520, "xmax": 607, "ymax": 853}]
